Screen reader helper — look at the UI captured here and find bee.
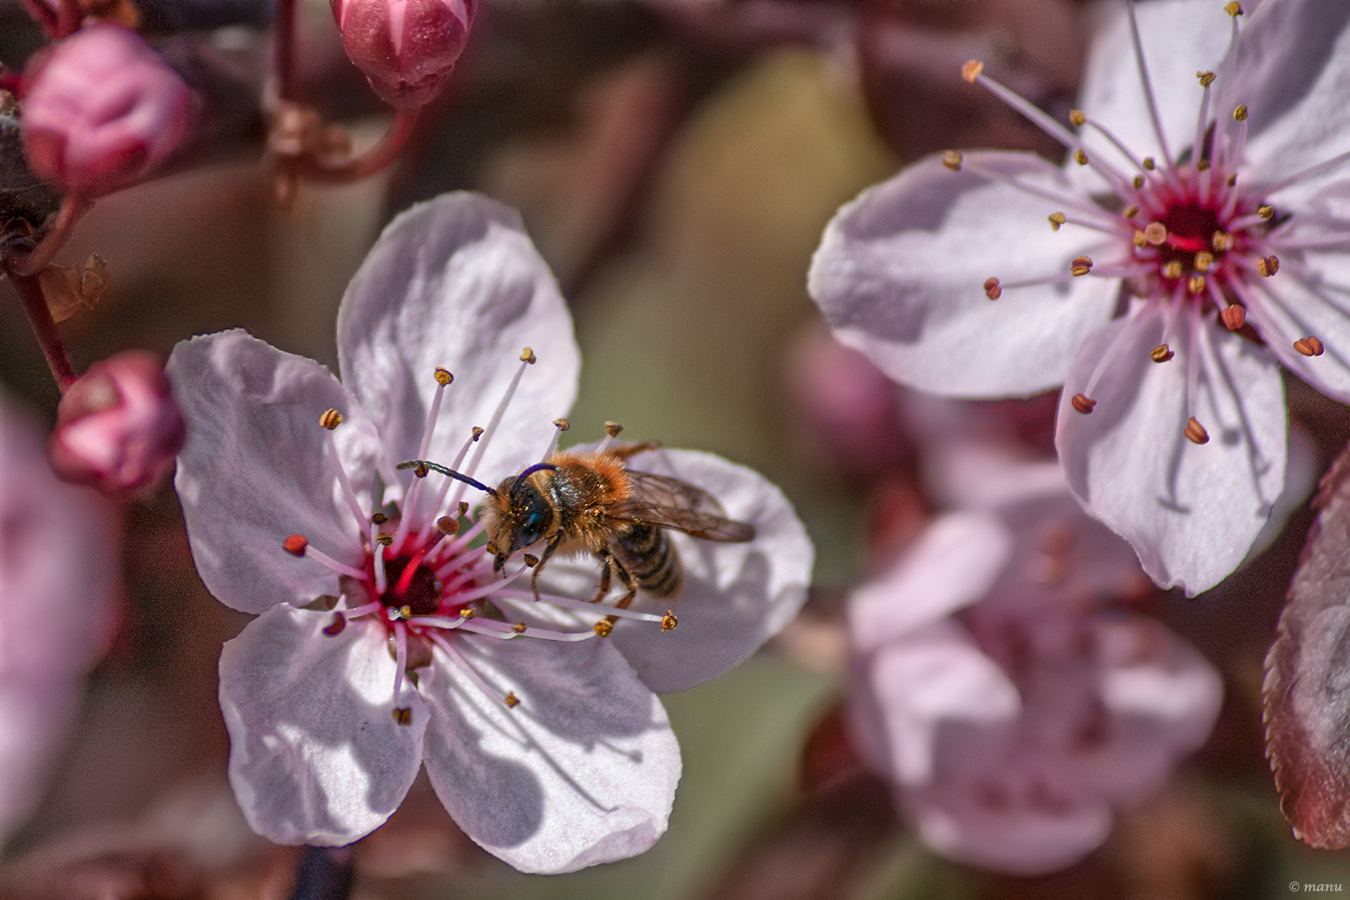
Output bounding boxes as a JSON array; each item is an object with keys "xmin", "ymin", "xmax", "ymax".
[{"xmin": 399, "ymin": 441, "xmax": 755, "ymax": 608}]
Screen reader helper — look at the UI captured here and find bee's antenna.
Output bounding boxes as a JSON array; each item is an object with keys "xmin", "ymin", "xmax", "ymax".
[
  {"xmin": 509, "ymin": 462, "xmax": 557, "ymax": 498},
  {"xmin": 397, "ymin": 460, "xmax": 495, "ymax": 496}
]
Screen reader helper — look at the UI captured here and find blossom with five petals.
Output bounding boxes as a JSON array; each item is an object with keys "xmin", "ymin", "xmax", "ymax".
[
  {"xmin": 847, "ymin": 454, "xmax": 1221, "ymax": 874},
  {"xmin": 168, "ymin": 193, "xmax": 812, "ymax": 873},
  {"xmin": 811, "ymin": 0, "xmax": 1350, "ymax": 595}
]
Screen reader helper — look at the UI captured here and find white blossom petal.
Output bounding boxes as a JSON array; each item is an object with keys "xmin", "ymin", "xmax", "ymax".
[
  {"xmin": 419, "ymin": 636, "xmax": 679, "ymax": 874},
  {"xmin": 169, "ymin": 330, "xmax": 383, "ymax": 614},
  {"xmin": 336, "ymin": 193, "xmax": 581, "ymax": 486},
  {"xmin": 1244, "ymin": 250, "xmax": 1350, "ymax": 403},
  {"xmin": 219, "ymin": 605, "xmax": 427, "ymax": 846},
  {"xmin": 1056, "ymin": 306, "xmax": 1287, "ymax": 596},
  {"xmin": 810, "ymin": 152, "xmax": 1119, "ymax": 397}
]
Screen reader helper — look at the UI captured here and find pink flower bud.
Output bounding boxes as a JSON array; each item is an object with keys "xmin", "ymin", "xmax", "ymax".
[
  {"xmin": 331, "ymin": 0, "xmax": 475, "ymax": 109},
  {"xmin": 48, "ymin": 351, "xmax": 186, "ymax": 498},
  {"xmin": 21, "ymin": 24, "xmax": 196, "ymax": 197}
]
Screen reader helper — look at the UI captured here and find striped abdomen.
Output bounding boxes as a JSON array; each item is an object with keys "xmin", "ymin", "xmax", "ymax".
[{"xmin": 611, "ymin": 524, "xmax": 683, "ymax": 598}]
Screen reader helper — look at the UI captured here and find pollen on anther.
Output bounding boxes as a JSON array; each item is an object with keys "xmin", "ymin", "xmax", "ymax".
[
  {"xmin": 471, "ymin": 426, "xmax": 484, "ymax": 441},
  {"xmin": 1258, "ymin": 255, "xmax": 1280, "ymax": 277},
  {"xmin": 1162, "ymin": 260, "xmax": 1184, "ymax": 280},
  {"xmin": 520, "ymin": 347, "xmax": 537, "ymax": 364},
  {"xmin": 1224, "ymin": 1, "xmax": 1242, "ymax": 15},
  {"xmin": 1233, "ymin": 105, "xmax": 1249, "ymax": 122},
  {"xmin": 553, "ymin": 418, "xmax": 571, "ymax": 431},
  {"xmin": 662, "ymin": 611, "xmax": 678, "ymax": 631},
  {"xmin": 593, "ymin": 620, "xmax": 614, "ymax": 637},
  {"xmin": 1133, "ymin": 175, "xmax": 1145, "ymax": 189},
  {"xmin": 323, "ymin": 612, "xmax": 346, "ymax": 636},
  {"xmin": 392, "ymin": 707, "xmax": 413, "ymax": 726},
  {"xmin": 961, "ymin": 59, "xmax": 984, "ymax": 83},
  {"xmin": 375, "ymin": 532, "xmax": 393, "ymax": 547},
  {"xmin": 1227, "ymin": 173, "xmax": 1238, "ymax": 187},
  {"xmin": 605, "ymin": 421, "xmax": 624, "ymax": 437},
  {"xmin": 1144, "ymin": 222, "xmax": 1168, "ymax": 245},
  {"xmin": 1196, "ymin": 159, "xmax": 1211, "ymax": 173},
  {"xmin": 1150, "ymin": 344, "xmax": 1174, "ymax": 363},
  {"xmin": 1258, "ymin": 205, "xmax": 1275, "ymax": 219},
  {"xmin": 1069, "ymin": 109, "xmax": 1086, "ymax": 127},
  {"xmin": 1134, "ymin": 230, "xmax": 1147, "ymax": 248},
  {"xmin": 436, "ymin": 515, "xmax": 459, "ymax": 535},
  {"xmin": 434, "ymin": 367, "xmax": 453, "ymax": 386},
  {"xmin": 1049, "ymin": 212, "xmax": 1066, "ymax": 231},
  {"xmin": 512, "ymin": 622, "xmax": 527, "ymax": 634},
  {"xmin": 457, "ymin": 502, "xmax": 469, "ymax": 517},
  {"xmin": 1194, "ymin": 252, "xmax": 1213, "ymax": 272},
  {"xmin": 1070, "ymin": 256, "xmax": 1093, "ymax": 276},
  {"xmin": 504, "ymin": 692, "xmax": 520, "ymax": 708},
  {"xmin": 1221, "ymin": 305, "xmax": 1247, "ymax": 330},
  {"xmin": 412, "ymin": 463, "xmax": 429, "ymax": 478},
  {"xmin": 1071, "ymin": 393, "xmax": 1096, "ymax": 414},
  {"xmin": 942, "ymin": 150, "xmax": 963, "ymax": 171},
  {"xmin": 984, "ymin": 277, "xmax": 1002, "ymax": 300},
  {"xmin": 1188, "ymin": 275, "xmax": 1207, "ymax": 294},
  {"xmin": 1142, "ymin": 157, "xmax": 1156, "ymax": 171},
  {"xmin": 319, "ymin": 408, "xmax": 343, "ymax": 430},
  {"xmin": 1294, "ymin": 336, "xmax": 1326, "ymax": 357},
  {"xmin": 1197, "ymin": 71, "xmax": 1216, "ymax": 87},
  {"xmin": 1123, "ymin": 205, "xmax": 1139, "ymax": 219},
  {"xmin": 459, "ymin": 607, "xmax": 477, "ymax": 619},
  {"xmin": 283, "ymin": 534, "xmax": 308, "ymax": 556},
  {"xmin": 1212, "ymin": 231, "xmax": 1233, "ymax": 251},
  {"xmin": 1073, "ymin": 149, "xmax": 1088, "ymax": 166},
  {"xmin": 1184, "ymin": 417, "xmax": 1210, "ymax": 445},
  {"xmin": 523, "ymin": 554, "xmax": 539, "ymax": 567},
  {"xmin": 372, "ymin": 512, "xmax": 389, "ymax": 524}
]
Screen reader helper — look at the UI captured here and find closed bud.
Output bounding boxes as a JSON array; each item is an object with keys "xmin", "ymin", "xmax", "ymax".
[
  {"xmin": 330, "ymin": 0, "xmax": 475, "ymax": 109},
  {"xmin": 47, "ymin": 351, "xmax": 185, "ymax": 499},
  {"xmin": 21, "ymin": 25, "xmax": 196, "ymax": 197}
]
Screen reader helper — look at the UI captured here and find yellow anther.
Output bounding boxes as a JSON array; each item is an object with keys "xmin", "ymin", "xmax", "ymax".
[
  {"xmin": 1070, "ymin": 256, "xmax": 1093, "ymax": 277},
  {"xmin": 1123, "ymin": 205, "xmax": 1139, "ymax": 219},
  {"xmin": 1162, "ymin": 261, "xmax": 1184, "ymax": 279},
  {"xmin": 398, "ymin": 604, "xmax": 412, "ymax": 619},
  {"xmin": 1188, "ymin": 274, "xmax": 1207, "ymax": 294},
  {"xmin": 523, "ymin": 554, "xmax": 539, "ymax": 567},
  {"xmin": 1134, "ymin": 230, "xmax": 1147, "ymax": 248},
  {"xmin": 662, "ymin": 610, "xmax": 679, "ymax": 631},
  {"xmin": 605, "ymin": 421, "xmax": 624, "ymax": 437},
  {"xmin": 1074, "ymin": 149, "xmax": 1089, "ymax": 166},
  {"xmin": 984, "ymin": 277, "xmax": 1002, "ymax": 300},
  {"xmin": 1225, "ymin": 1, "xmax": 1242, "ymax": 15},
  {"xmin": 1142, "ymin": 157, "xmax": 1156, "ymax": 171},
  {"xmin": 1069, "ymin": 109, "xmax": 1086, "ymax": 127},
  {"xmin": 1263, "ymin": 254, "xmax": 1280, "ymax": 276},
  {"xmin": 942, "ymin": 150, "xmax": 963, "ymax": 171},
  {"xmin": 459, "ymin": 607, "xmax": 477, "ymax": 619},
  {"xmin": 1196, "ymin": 159, "xmax": 1211, "ymax": 172},
  {"xmin": 593, "ymin": 620, "xmax": 614, "ymax": 637},
  {"xmin": 520, "ymin": 347, "xmax": 537, "ymax": 364},
  {"xmin": 961, "ymin": 59, "xmax": 984, "ymax": 83},
  {"xmin": 471, "ymin": 426, "xmax": 484, "ymax": 441},
  {"xmin": 1144, "ymin": 222, "xmax": 1168, "ymax": 245},
  {"xmin": 553, "ymin": 417, "xmax": 571, "ymax": 431},
  {"xmin": 1233, "ymin": 104, "xmax": 1248, "ymax": 122},
  {"xmin": 1048, "ymin": 212, "xmax": 1066, "ymax": 231},
  {"xmin": 375, "ymin": 532, "xmax": 393, "ymax": 546},
  {"xmin": 392, "ymin": 707, "xmax": 413, "ymax": 726},
  {"xmin": 436, "ymin": 515, "xmax": 459, "ymax": 535},
  {"xmin": 434, "ymin": 367, "xmax": 453, "ymax": 385},
  {"xmin": 1184, "ymin": 417, "xmax": 1210, "ymax": 445},
  {"xmin": 1150, "ymin": 344, "xmax": 1175, "ymax": 363},
  {"xmin": 1227, "ymin": 173, "xmax": 1238, "ymax": 187},
  {"xmin": 1194, "ymin": 251, "xmax": 1214, "ymax": 272},
  {"xmin": 372, "ymin": 512, "xmax": 388, "ymax": 524},
  {"xmin": 1197, "ymin": 71, "xmax": 1216, "ymax": 87},
  {"xmin": 512, "ymin": 622, "xmax": 527, "ymax": 634},
  {"xmin": 319, "ymin": 408, "xmax": 343, "ymax": 430},
  {"xmin": 412, "ymin": 462, "xmax": 429, "ymax": 478},
  {"xmin": 1258, "ymin": 205, "xmax": 1274, "ymax": 219},
  {"xmin": 1212, "ymin": 231, "xmax": 1233, "ymax": 251},
  {"xmin": 504, "ymin": 692, "xmax": 520, "ymax": 708}
]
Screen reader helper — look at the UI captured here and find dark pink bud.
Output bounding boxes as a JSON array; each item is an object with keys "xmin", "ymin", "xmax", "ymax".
[
  {"xmin": 21, "ymin": 24, "xmax": 196, "ymax": 197},
  {"xmin": 47, "ymin": 351, "xmax": 186, "ymax": 499},
  {"xmin": 331, "ymin": 0, "xmax": 475, "ymax": 109}
]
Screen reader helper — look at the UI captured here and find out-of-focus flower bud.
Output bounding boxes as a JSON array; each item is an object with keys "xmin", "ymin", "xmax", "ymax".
[
  {"xmin": 48, "ymin": 351, "xmax": 185, "ymax": 498},
  {"xmin": 21, "ymin": 24, "xmax": 196, "ymax": 197},
  {"xmin": 330, "ymin": 0, "xmax": 475, "ymax": 109}
]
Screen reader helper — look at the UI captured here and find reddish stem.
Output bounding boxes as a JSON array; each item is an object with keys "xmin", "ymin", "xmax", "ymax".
[
  {"xmin": 55, "ymin": 0, "xmax": 80, "ymax": 37},
  {"xmin": 4, "ymin": 269, "xmax": 77, "ymax": 392},
  {"xmin": 296, "ymin": 108, "xmax": 421, "ymax": 183},
  {"xmin": 6, "ymin": 196, "xmax": 89, "ymax": 278},
  {"xmin": 16, "ymin": 0, "xmax": 57, "ymax": 36},
  {"xmin": 275, "ymin": 0, "xmax": 297, "ymax": 102}
]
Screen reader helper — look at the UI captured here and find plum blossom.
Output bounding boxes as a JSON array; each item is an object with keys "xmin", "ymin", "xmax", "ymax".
[
  {"xmin": 847, "ymin": 455, "xmax": 1221, "ymax": 875},
  {"xmin": 810, "ymin": 0, "xmax": 1350, "ymax": 595},
  {"xmin": 0, "ymin": 395, "xmax": 118, "ymax": 845},
  {"xmin": 168, "ymin": 192, "xmax": 811, "ymax": 873}
]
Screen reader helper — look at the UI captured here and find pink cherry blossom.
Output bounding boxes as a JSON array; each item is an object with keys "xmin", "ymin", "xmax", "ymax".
[
  {"xmin": 47, "ymin": 351, "xmax": 185, "ymax": 499},
  {"xmin": 167, "ymin": 193, "xmax": 811, "ymax": 872},
  {"xmin": 847, "ymin": 455, "xmax": 1221, "ymax": 875},
  {"xmin": 330, "ymin": 0, "xmax": 475, "ymax": 109},
  {"xmin": 21, "ymin": 24, "xmax": 196, "ymax": 197},
  {"xmin": 0, "ymin": 395, "xmax": 118, "ymax": 845},
  {"xmin": 811, "ymin": 0, "xmax": 1350, "ymax": 595}
]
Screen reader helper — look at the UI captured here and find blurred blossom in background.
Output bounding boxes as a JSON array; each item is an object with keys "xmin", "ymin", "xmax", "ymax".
[{"xmin": 0, "ymin": 0, "xmax": 1349, "ymax": 898}]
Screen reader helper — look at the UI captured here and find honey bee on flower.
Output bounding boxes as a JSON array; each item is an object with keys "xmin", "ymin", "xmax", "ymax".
[{"xmin": 811, "ymin": 0, "xmax": 1350, "ymax": 595}]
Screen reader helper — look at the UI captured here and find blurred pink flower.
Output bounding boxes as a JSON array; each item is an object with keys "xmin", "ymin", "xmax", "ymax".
[
  {"xmin": 330, "ymin": 0, "xmax": 475, "ymax": 109},
  {"xmin": 811, "ymin": 0, "xmax": 1350, "ymax": 596},
  {"xmin": 0, "ymin": 396, "xmax": 118, "ymax": 845},
  {"xmin": 47, "ymin": 351, "xmax": 185, "ymax": 500},
  {"xmin": 847, "ymin": 455, "xmax": 1221, "ymax": 875},
  {"xmin": 168, "ymin": 193, "xmax": 810, "ymax": 872},
  {"xmin": 21, "ymin": 24, "xmax": 196, "ymax": 197}
]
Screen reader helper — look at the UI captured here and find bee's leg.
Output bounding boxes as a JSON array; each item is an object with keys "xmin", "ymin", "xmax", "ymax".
[
  {"xmin": 612, "ymin": 560, "xmax": 638, "ymax": 611},
  {"xmin": 589, "ymin": 549, "xmax": 614, "ymax": 603},
  {"xmin": 531, "ymin": 532, "xmax": 564, "ymax": 602},
  {"xmin": 610, "ymin": 441, "xmax": 661, "ymax": 462}
]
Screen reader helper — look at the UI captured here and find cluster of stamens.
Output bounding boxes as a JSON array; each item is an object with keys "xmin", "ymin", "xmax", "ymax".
[
  {"xmin": 279, "ymin": 351, "xmax": 677, "ymax": 722},
  {"xmin": 952, "ymin": 1, "xmax": 1349, "ymax": 446}
]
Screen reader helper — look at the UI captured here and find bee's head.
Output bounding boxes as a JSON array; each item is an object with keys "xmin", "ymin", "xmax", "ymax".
[{"xmin": 485, "ymin": 463, "xmax": 556, "ymax": 571}]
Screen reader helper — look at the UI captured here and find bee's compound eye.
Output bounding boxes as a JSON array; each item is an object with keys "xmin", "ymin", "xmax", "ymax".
[{"xmin": 521, "ymin": 511, "xmax": 545, "ymax": 544}]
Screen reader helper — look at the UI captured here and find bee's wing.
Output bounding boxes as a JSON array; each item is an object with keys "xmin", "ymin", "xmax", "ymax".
[{"xmin": 606, "ymin": 470, "xmax": 755, "ymax": 542}]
